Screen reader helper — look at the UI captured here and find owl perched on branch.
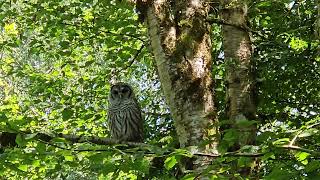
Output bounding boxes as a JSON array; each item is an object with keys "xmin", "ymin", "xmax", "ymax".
[{"xmin": 108, "ymin": 83, "xmax": 144, "ymax": 142}]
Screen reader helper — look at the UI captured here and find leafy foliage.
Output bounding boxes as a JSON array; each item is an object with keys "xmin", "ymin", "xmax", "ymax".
[{"xmin": 0, "ymin": 0, "xmax": 319, "ymax": 179}]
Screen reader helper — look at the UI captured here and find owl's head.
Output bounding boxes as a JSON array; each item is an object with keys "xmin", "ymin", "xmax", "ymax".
[{"xmin": 109, "ymin": 83, "xmax": 134, "ymax": 102}]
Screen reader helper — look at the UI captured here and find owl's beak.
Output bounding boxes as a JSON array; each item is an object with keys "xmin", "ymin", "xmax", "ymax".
[{"xmin": 119, "ymin": 93, "xmax": 122, "ymax": 99}]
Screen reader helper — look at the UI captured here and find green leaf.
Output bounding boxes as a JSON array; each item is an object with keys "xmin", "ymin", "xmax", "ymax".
[
  {"xmin": 266, "ymin": 166, "xmax": 293, "ymax": 180},
  {"xmin": 15, "ymin": 134, "xmax": 26, "ymax": 146},
  {"xmin": 62, "ymin": 108, "xmax": 74, "ymax": 120},
  {"xmin": 262, "ymin": 152, "xmax": 275, "ymax": 161},
  {"xmin": 305, "ymin": 160, "xmax": 320, "ymax": 173},
  {"xmin": 237, "ymin": 157, "xmax": 251, "ymax": 167},
  {"xmin": 272, "ymin": 138, "xmax": 290, "ymax": 145},
  {"xmin": 36, "ymin": 142, "xmax": 46, "ymax": 153},
  {"xmin": 256, "ymin": 1, "xmax": 272, "ymax": 7},
  {"xmin": 289, "ymin": 37, "xmax": 308, "ymax": 51},
  {"xmin": 52, "ymin": 138, "xmax": 68, "ymax": 143},
  {"xmin": 18, "ymin": 165, "xmax": 28, "ymax": 172},
  {"xmin": 236, "ymin": 119, "xmax": 257, "ymax": 127},
  {"xmin": 174, "ymin": 149, "xmax": 193, "ymax": 158},
  {"xmin": 180, "ymin": 174, "xmax": 196, "ymax": 180},
  {"xmin": 64, "ymin": 155, "xmax": 74, "ymax": 161},
  {"xmin": 25, "ymin": 133, "xmax": 38, "ymax": 139},
  {"xmin": 164, "ymin": 156, "xmax": 177, "ymax": 170},
  {"xmin": 32, "ymin": 160, "xmax": 41, "ymax": 167},
  {"xmin": 295, "ymin": 152, "xmax": 310, "ymax": 162}
]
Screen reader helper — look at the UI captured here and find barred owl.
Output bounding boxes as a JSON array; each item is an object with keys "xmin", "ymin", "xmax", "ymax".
[{"xmin": 108, "ymin": 83, "xmax": 144, "ymax": 142}]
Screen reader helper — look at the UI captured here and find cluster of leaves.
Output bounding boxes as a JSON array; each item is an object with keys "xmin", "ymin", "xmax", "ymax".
[
  {"xmin": 0, "ymin": 0, "xmax": 319, "ymax": 179},
  {"xmin": 249, "ymin": 0, "xmax": 320, "ymax": 178},
  {"xmin": 0, "ymin": 0, "xmax": 173, "ymax": 179}
]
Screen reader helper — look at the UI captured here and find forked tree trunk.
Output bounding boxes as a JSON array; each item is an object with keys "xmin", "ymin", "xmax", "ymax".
[
  {"xmin": 220, "ymin": 0, "xmax": 257, "ymax": 148},
  {"xmin": 137, "ymin": 0, "xmax": 219, "ymax": 166}
]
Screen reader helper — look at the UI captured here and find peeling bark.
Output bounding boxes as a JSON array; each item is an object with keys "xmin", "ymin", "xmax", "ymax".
[
  {"xmin": 140, "ymin": 0, "xmax": 218, "ymax": 153},
  {"xmin": 220, "ymin": 0, "xmax": 257, "ymax": 147}
]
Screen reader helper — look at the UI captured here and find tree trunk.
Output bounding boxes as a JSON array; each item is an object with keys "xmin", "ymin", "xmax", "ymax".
[
  {"xmin": 219, "ymin": 0, "xmax": 257, "ymax": 176},
  {"xmin": 220, "ymin": 0, "xmax": 257, "ymax": 147},
  {"xmin": 137, "ymin": 0, "xmax": 219, "ymax": 170}
]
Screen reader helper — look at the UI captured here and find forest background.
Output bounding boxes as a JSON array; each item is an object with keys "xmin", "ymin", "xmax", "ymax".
[{"xmin": 0, "ymin": 0, "xmax": 319, "ymax": 179}]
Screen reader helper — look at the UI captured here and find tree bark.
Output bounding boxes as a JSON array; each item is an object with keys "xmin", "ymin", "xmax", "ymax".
[
  {"xmin": 220, "ymin": 0, "xmax": 257, "ymax": 147},
  {"xmin": 219, "ymin": 0, "xmax": 257, "ymax": 177},
  {"xmin": 137, "ymin": 1, "xmax": 219, "ymax": 172}
]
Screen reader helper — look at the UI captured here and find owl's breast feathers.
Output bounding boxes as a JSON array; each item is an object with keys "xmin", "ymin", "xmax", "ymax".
[{"xmin": 108, "ymin": 99, "xmax": 140, "ymax": 112}]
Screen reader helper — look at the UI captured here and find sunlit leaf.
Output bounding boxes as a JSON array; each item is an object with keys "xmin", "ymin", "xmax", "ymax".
[
  {"xmin": 272, "ymin": 138, "xmax": 290, "ymax": 145},
  {"xmin": 64, "ymin": 155, "xmax": 74, "ymax": 161},
  {"xmin": 164, "ymin": 156, "xmax": 177, "ymax": 170},
  {"xmin": 4, "ymin": 23, "xmax": 18, "ymax": 35},
  {"xmin": 18, "ymin": 165, "xmax": 28, "ymax": 172},
  {"xmin": 295, "ymin": 152, "xmax": 310, "ymax": 162}
]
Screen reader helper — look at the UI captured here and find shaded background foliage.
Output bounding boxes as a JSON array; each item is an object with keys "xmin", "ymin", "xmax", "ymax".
[{"xmin": 0, "ymin": 0, "xmax": 319, "ymax": 179}]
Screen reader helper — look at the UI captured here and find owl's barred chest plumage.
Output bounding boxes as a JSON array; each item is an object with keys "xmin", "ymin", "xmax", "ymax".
[{"xmin": 107, "ymin": 83, "xmax": 144, "ymax": 142}]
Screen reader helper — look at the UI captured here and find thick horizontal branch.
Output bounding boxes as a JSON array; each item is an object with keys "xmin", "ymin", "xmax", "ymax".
[{"xmin": 0, "ymin": 131, "xmax": 148, "ymax": 149}]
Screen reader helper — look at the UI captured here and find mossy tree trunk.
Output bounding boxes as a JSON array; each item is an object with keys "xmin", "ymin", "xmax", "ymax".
[{"xmin": 136, "ymin": 0, "xmax": 219, "ymax": 170}]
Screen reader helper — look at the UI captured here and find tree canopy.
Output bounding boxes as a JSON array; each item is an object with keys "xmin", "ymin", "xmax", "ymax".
[{"xmin": 0, "ymin": 0, "xmax": 319, "ymax": 179}]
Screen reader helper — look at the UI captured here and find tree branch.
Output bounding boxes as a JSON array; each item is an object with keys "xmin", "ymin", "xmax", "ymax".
[
  {"xmin": 280, "ymin": 145, "xmax": 320, "ymax": 155},
  {"xmin": 117, "ymin": 44, "xmax": 145, "ymax": 73},
  {"xmin": 1, "ymin": 131, "xmax": 319, "ymax": 159},
  {"xmin": 195, "ymin": 144, "xmax": 320, "ymax": 158},
  {"xmin": 207, "ymin": 17, "xmax": 267, "ymax": 40}
]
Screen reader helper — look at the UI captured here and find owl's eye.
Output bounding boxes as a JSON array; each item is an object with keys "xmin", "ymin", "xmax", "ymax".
[
  {"xmin": 112, "ymin": 90, "xmax": 119, "ymax": 95},
  {"xmin": 121, "ymin": 88, "xmax": 128, "ymax": 93},
  {"xmin": 121, "ymin": 86, "xmax": 130, "ymax": 93}
]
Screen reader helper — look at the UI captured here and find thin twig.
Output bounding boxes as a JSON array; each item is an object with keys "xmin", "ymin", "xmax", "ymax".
[
  {"xmin": 206, "ymin": 17, "xmax": 266, "ymax": 40},
  {"xmin": 115, "ymin": 44, "xmax": 145, "ymax": 74}
]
